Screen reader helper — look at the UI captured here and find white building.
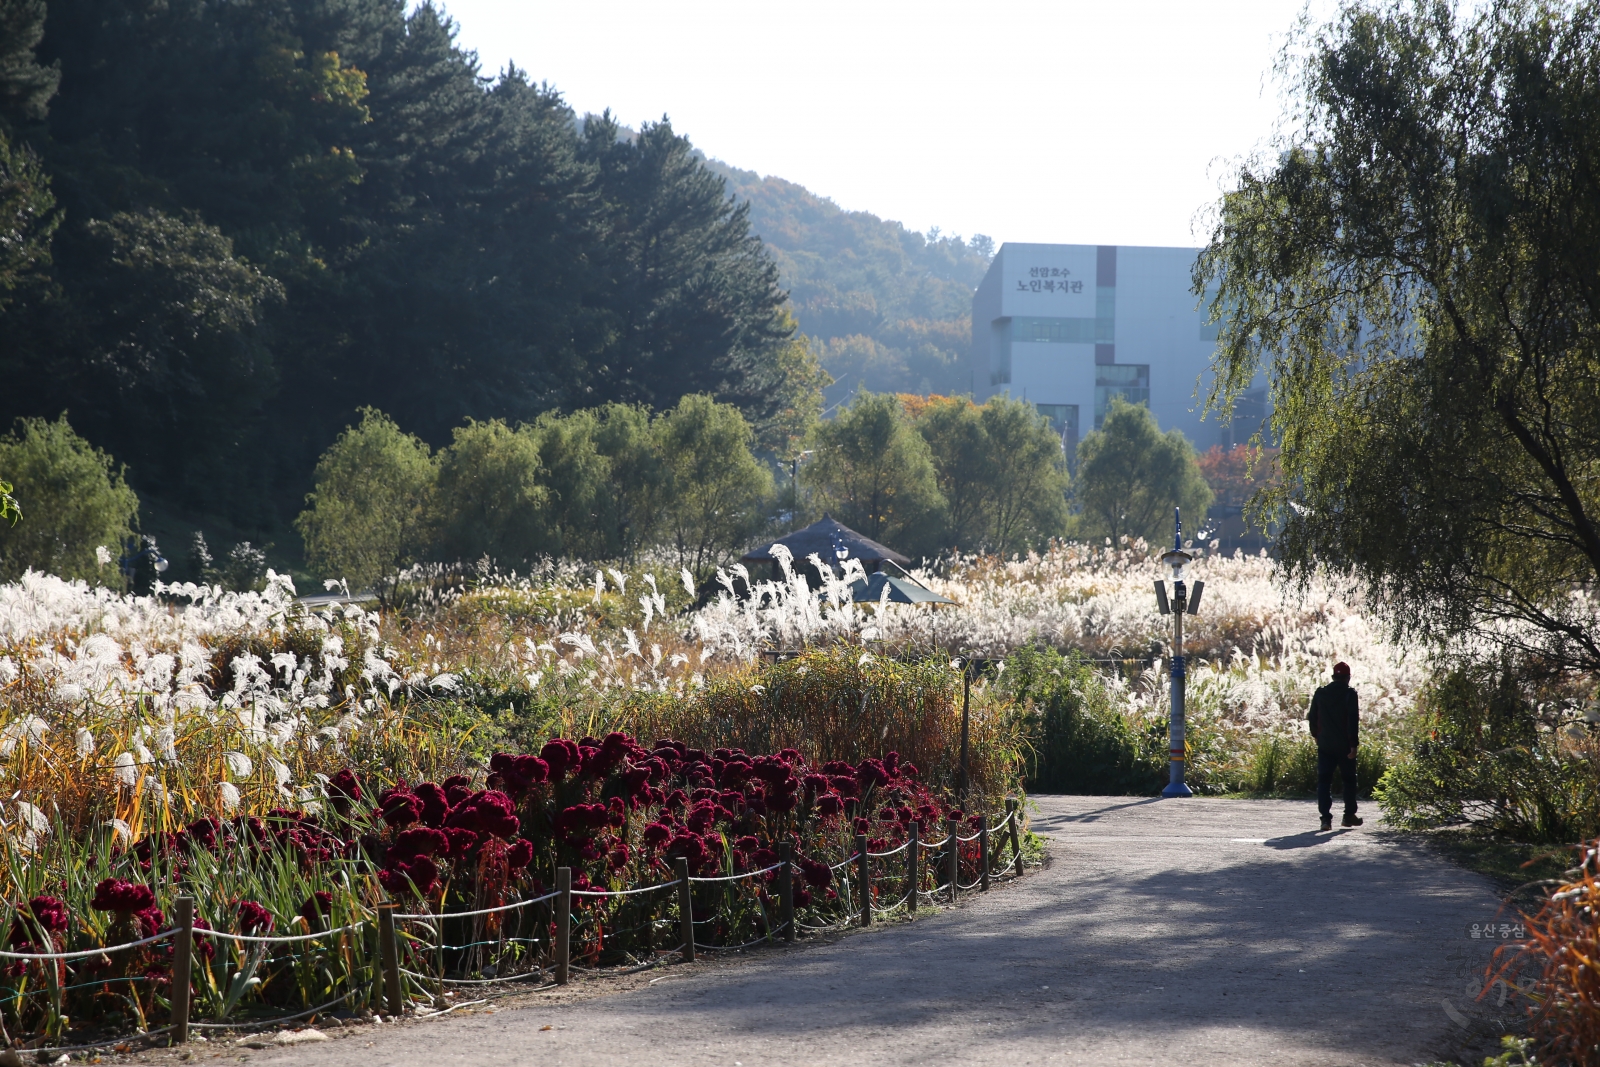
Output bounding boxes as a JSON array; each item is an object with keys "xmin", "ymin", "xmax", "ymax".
[{"xmin": 970, "ymin": 242, "xmax": 1264, "ymax": 453}]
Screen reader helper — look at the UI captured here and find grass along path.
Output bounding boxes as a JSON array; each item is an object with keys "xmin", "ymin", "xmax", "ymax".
[{"xmin": 215, "ymin": 796, "xmax": 1515, "ymax": 1066}]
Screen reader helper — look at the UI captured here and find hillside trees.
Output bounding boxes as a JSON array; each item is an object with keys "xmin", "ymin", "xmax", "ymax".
[
  {"xmin": 1197, "ymin": 0, "xmax": 1600, "ymax": 672},
  {"xmin": 803, "ymin": 392, "xmax": 944, "ymax": 552},
  {"xmin": 1074, "ymin": 398, "xmax": 1213, "ymax": 546},
  {"xmin": 0, "ymin": 0, "xmax": 811, "ymax": 536},
  {"xmin": 908, "ymin": 395, "xmax": 1070, "ymax": 555},
  {"xmin": 0, "ymin": 415, "xmax": 138, "ymax": 582}
]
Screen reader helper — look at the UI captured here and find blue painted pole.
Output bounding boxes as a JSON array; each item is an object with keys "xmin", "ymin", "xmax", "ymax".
[{"xmin": 1162, "ymin": 507, "xmax": 1193, "ymax": 798}]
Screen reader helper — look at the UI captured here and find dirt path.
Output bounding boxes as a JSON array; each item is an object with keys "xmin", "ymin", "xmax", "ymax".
[{"xmin": 240, "ymin": 796, "xmax": 1513, "ymax": 1067}]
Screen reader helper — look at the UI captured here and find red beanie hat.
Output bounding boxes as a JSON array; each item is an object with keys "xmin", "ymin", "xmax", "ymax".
[{"xmin": 1333, "ymin": 662, "xmax": 1351, "ymax": 677}]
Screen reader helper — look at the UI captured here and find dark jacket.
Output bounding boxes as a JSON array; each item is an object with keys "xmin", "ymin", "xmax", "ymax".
[{"xmin": 1307, "ymin": 679, "xmax": 1359, "ymax": 754}]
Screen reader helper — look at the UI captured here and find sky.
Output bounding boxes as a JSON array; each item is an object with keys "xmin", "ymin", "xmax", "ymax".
[{"xmin": 431, "ymin": 1, "xmax": 1327, "ymax": 250}]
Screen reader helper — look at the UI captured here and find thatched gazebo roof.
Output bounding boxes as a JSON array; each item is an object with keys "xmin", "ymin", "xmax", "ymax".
[{"xmin": 740, "ymin": 514, "xmax": 910, "ymax": 570}]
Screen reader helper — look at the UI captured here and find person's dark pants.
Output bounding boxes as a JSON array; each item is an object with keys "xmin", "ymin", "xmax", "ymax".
[{"xmin": 1317, "ymin": 749, "xmax": 1357, "ymax": 820}]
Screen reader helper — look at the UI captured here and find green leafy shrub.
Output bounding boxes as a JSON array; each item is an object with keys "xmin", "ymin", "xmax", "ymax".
[
  {"xmin": 1376, "ymin": 662, "xmax": 1600, "ymax": 843},
  {"xmin": 1003, "ymin": 646, "xmax": 1166, "ymax": 794},
  {"xmin": 0, "ymin": 415, "xmax": 138, "ymax": 583},
  {"xmin": 1237, "ymin": 735, "xmax": 1387, "ymax": 798}
]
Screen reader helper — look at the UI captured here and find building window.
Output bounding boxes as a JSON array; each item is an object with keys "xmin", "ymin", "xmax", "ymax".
[
  {"xmin": 1035, "ymin": 404, "xmax": 1079, "ymax": 456},
  {"xmin": 1009, "ymin": 317, "xmax": 1098, "ymax": 344},
  {"xmin": 1094, "ymin": 365, "xmax": 1149, "ymax": 428}
]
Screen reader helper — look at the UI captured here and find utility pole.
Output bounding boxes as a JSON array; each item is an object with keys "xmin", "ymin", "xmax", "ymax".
[{"xmin": 1153, "ymin": 507, "xmax": 1204, "ymax": 798}]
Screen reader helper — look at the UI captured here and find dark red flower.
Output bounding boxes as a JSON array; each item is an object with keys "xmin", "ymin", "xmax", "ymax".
[
  {"xmin": 540, "ymin": 739, "xmax": 580, "ymax": 779},
  {"xmin": 443, "ymin": 826, "xmax": 479, "ymax": 857},
  {"xmin": 234, "ymin": 900, "xmax": 273, "ymax": 935},
  {"xmin": 91, "ymin": 878, "xmax": 155, "ymax": 914},
  {"xmin": 641, "ymin": 823, "xmax": 672, "ymax": 849},
  {"xmin": 815, "ymin": 795, "xmax": 843, "ymax": 817},
  {"xmin": 797, "ymin": 857, "xmax": 832, "ymax": 889},
  {"xmin": 378, "ymin": 787, "xmax": 422, "ymax": 828},
  {"xmin": 299, "ymin": 891, "xmax": 333, "ymax": 927},
  {"xmin": 392, "ymin": 826, "xmax": 449, "ymax": 861},
  {"xmin": 442, "ymin": 774, "xmax": 473, "ymax": 808},
  {"xmin": 607, "ymin": 844, "xmax": 630, "ymax": 872},
  {"xmin": 413, "ymin": 782, "xmax": 449, "ymax": 828},
  {"xmin": 505, "ymin": 839, "xmax": 534, "ymax": 870},
  {"xmin": 328, "ymin": 769, "xmax": 362, "ymax": 816},
  {"xmin": 135, "ymin": 906, "xmax": 165, "ymax": 938}
]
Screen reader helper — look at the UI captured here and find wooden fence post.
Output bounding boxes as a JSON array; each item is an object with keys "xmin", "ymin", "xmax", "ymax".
[
  {"xmin": 377, "ymin": 903, "xmax": 404, "ymax": 1017},
  {"xmin": 946, "ymin": 817, "xmax": 959, "ymax": 905},
  {"xmin": 980, "ymin": 816, "xmax": 991, "ymax": 891},
  {"xmin": 779, "ymin": 843, "xmax": 795, "ymax": 944},
  {"xmin": 907, "ymin": 823, "xmax": 919, "ymax": 918},
  {"xmin": 854, "ymin": 833, "xmax": 871, "ymax": 926},
  {"xmin": 170, "ymin": 896, "xmax": 193, "ymax": 1044},
  {"xmin": 554, "ymin": 867, "xmax": 572, "ymax": 985},
  {"xmin": 675, "ymin": 857, "xmax": 695, "ymax": 962},
  {"xmin": 1007, "ymin": 797, "xmax": 1022, "ymax": 873}
]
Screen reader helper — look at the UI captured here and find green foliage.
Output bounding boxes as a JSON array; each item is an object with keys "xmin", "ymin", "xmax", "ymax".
[
  {"xmin": 804, "ymin": 391, "xmax": 945, "ymax": 552},
  {"xmin": 0, "ymin": 2, "xmax": 817, "ymax": 544},
  {"xmin": 0, "ymin": 126, "xmax": 54, "ymax": 312},
  {"xmin": 1376, "ymin": 662, "xmax": 1600, "ymax": 843},
  {"xmin": 0, "ymin": 0, "xmax": 58, "ymax": 127},
  {"xmin": 1233, "ymin": 735, "xmax": 1386, "ymax": 798},
  {"xmin": 1073, "ymin": 397, "xmax": 1213, "ymax": 545},
  {"xmin": 911, "ymin": 395, "xmax": 1070, "ymax": 556},
  {"xmin": 295, "ymin": 409, "xmax": 436, "ymax": 599},
  {"xmin": 710, "ymin": 162, "xmax": 993, "ymax": 399},
  {"xmin": 652, "ymin": 394, "xmax": 772, "ymax": 578},
  {"xmin": 1002, "ymin": 646, "xmax": 1166, "ymax": 795},
  {"xmin": 0, "ymin": 415, "xmax": 138, "ymax": 582},
  {"xmin": 432, "ymin": 420, "xmax": 550, "ymax": 568},
  {"xmin": 1196, "ymin": 0, "xmax": 1600, "ymax": 672}
]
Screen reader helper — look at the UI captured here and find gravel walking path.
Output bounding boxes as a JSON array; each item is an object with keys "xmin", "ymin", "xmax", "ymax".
[{"xmin": 246, "ymin": 796, "xmax": 1513, "ymax": 1066}]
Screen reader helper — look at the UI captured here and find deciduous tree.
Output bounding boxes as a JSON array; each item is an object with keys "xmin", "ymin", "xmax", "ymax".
[{"xmin": 1197, "ymin": 0, "xmax": 1600, "ymax": 671}]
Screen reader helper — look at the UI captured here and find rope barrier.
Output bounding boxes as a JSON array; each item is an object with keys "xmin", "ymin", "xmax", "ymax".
[
  {"xmin": 189, "ymin": 991, "xmax": 360, "ymax": 1031},
  {"xmin": 828, "ymin": 852, "xmax": 861, "ymax": 871},
  {"xmin": 395, "ymin": 891, "xmax": 559, "ymax": 921},
  {"xmin": 206, "ymin": 923, "xmax": 366, "ymax": 943},
  {"xmin": 571, "ymin": 881, "xmax": 676, "ymax": 897},
  {"xmin": 866, "ymin": 841, "xmax": 911, "ymax": 858},
  {"xmin": 689, "ymin": 862, "xmax": 783, "ymax": 883},
  {"xmin": 400, "ymin": 967, "xmax": 545, "ymax": 987},
  {"xmin": 955, "ymin": 831, "xmax": 982, "ymax": 843},
  {"xmin": 0, "ymin": 929, "xmax": 175, "ymax": 961},
  {"xmin": 917, "ymin": 837, "xmax": 951, "ymax": 850}
]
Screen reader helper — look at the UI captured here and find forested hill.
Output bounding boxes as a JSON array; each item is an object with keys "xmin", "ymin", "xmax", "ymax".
[
  {"xmin": 707, "ymin": 162, "xmax": 993, "ymax": 405},
  {"xmin": 0, "ymin": 0, "xmax": 819, "ymax": 539}
]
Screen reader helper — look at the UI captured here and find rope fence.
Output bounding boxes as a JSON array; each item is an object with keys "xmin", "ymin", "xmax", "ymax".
[{"xmin": 0, "ymin": 796, "xmax": 1032, "ymax": 1051}]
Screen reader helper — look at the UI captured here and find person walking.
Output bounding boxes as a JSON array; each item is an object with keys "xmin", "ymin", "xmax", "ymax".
[{"xmin": 1308, "ymin": 661, "xmax": 1362, "ymax": 831}]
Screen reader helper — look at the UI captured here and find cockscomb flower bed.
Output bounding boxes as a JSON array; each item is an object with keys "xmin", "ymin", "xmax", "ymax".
[{"xmin": 0, "ymin": 731, "xmax": 1006, "ymax": 1046}]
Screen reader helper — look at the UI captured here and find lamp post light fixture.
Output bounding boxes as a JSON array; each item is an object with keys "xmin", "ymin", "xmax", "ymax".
[{"xmin": 1153, "ymin": 507, "xmax": 1204, "ymax": 798}]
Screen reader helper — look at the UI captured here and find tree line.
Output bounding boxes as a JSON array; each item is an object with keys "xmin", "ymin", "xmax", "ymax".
[{"xmin": 0, "ymin": 0, "xmax": 823, "ymax": 535}]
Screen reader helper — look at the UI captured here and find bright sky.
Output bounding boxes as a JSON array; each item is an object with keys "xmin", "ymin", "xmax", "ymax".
[{"xmin": 433, "ymin": 0, "xmax": 1324, "ymax": 250}]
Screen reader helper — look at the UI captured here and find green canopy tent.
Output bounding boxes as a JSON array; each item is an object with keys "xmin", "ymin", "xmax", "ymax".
[{"xmin": 848, "ymin": 572, "xmax": 956, "ymax": 605}]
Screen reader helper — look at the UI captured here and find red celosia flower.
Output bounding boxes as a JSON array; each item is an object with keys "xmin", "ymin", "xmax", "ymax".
[
  {"xmin": 378, "ymin": 787, "xmax": 422, "ymax": 828},
  {"xmin": 853, "ymin": 817, "xmax": 870, "ymax": 835},
  {"xmin": 234, "ymin": 900, "xmax": 273, "ymax": 935},
  {"xmin": 299, "ymin": 891, "xmax": 333, "ymax": 927},
  {"xmin": 442, "ymin": 774, "xmax": 473, "ymax": 808},
  {"xmin": 413, "ymin": 783, "xmax": 449, "ymax": 828},
  {"xmin": 734, "ymin": 835, "xmax": 759, "ymax": 853},
  {"xmin": 190, "ymin": 917, "xmax": 215, "ymax": 960},
  {"xmin": 815, "ymin": 795, "xmax": 843, "ymax": 817},
  {"xmin": 505, "ymin": 839, "xmax": 534, "ymax": 870},
  {"xmin": 796, "ymin": 857, "xmax": 832, "ymax": 889},
  {"xmin": 135, "ymin": 906, "xmax": 165, "ymax": 938},
  {"xmin": 447, "ymin": 790, "xmax": 520, "ymax": 839},
  {"xmin": 607, "ymin": 844, "xmax": 630, "ymax": 872},
  {"xmin": 328, "ymin": 769, "xmax": 362, "ymax": 816},
  {"xmin": 752, "ymin": 847, "xmax": 778, "ymax": 869},
  {"xmin": 91, "ymin": 878, "xmax": 155, "ymax": 914},
  {"xmin": 641, "ymin": 823, "xmax": 672, "ymax": 849},
  {"xmin": 443, "ymin": 827, "xmax": 479, "ymax": 857},
  {"xmin": 883, "ymin": 751, "xmax": 901, "ymax": 776},
  {"xmin": 393, "ymin": 826, "xmax": 449, "ymax": 860},
  {"xmin": 540, "ymin": 739, "xmax": 580, "ymax": 779},
  {"xmin": 10, "ymin": 895, "xmax": 69, "ymax": 947}
]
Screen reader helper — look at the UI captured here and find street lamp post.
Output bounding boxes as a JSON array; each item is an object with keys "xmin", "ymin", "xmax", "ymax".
[{"xmin": 1154, "ymin": 508, "xmax": 1205, "ymax": 798}]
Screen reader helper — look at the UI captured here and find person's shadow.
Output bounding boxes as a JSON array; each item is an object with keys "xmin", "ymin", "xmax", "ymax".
[{"xmin": 1264, "ymin": 829, "xmax": 1353, "ymax": 849}]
